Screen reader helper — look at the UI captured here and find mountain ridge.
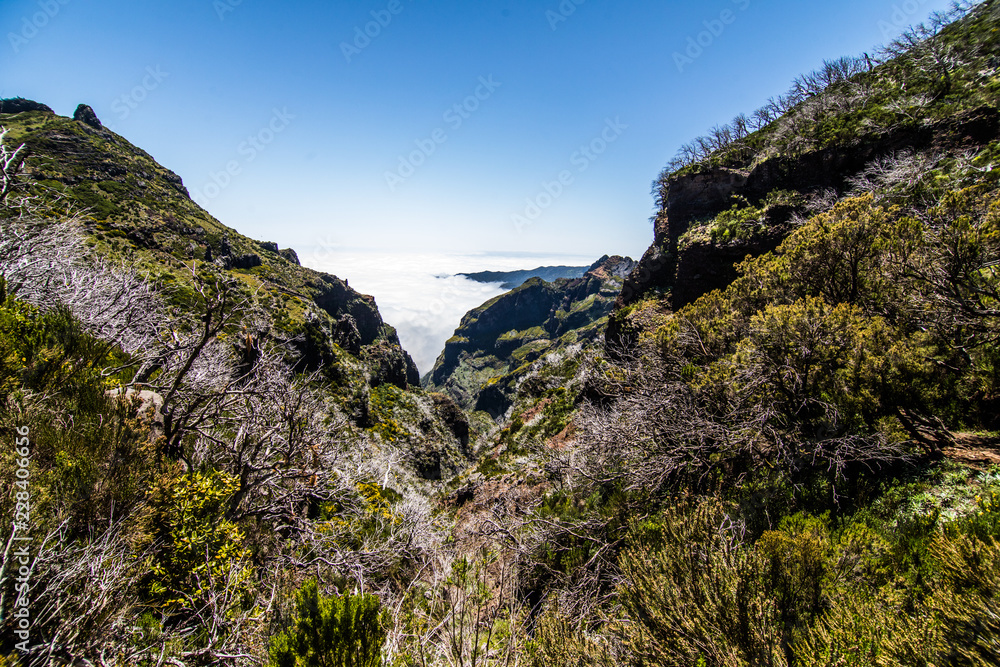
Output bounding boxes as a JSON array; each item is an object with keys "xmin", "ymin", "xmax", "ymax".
[
  {"xmin": 458, "ymin": 264, "xmax": 591, "ymax": 289},
  {"xmin": 0, "ymin": 101, "xmax": 421, "ymax": 391},
  {"xmin": 425, "ymin": 254, "xmax": 636, "ymax": 417}
]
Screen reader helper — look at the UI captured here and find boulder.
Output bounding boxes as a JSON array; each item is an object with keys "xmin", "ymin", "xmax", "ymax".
[
  {"xmin": 74, "ymin": 104, "xmax": 103, "ymax": 129},
  {"xmin": 106, "ymin": 388, "xmax": 164, "ymax": 439}
]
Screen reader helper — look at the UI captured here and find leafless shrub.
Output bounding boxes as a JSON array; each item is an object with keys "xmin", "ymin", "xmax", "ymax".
[
  {"xmin": 848, "ymin": 150, "xmax": 938, "ymax": 197},
  {"xmin": 658, "ymin": 2, "xmax": 981, "ymax": 180},
  {"xmin": 0, "ymin": 133, "xmax": 165, "ymax": 361},
  {"xmin": 0, "ymin": 126, "xmax": 27, "ymax": 202},
  {"xmin": 575, "ymin": 334, "xmax": 910, "ymax": 499},
  {"xmin": 12, "ymin": 524, "xmax": 147, "ymax": 667},
  {"xmin": 878, "ymin": 1, "xmax": 981, "ymax": 95}
]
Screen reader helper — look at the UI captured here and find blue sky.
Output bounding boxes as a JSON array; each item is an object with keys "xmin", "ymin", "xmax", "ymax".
[{"xmin": 2, "ymin": 0, "xmax": 957, "ymax": 262}]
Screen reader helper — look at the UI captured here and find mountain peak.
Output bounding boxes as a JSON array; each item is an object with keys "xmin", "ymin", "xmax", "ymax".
[
  {"xmin": 586, "ymin": 254, "xmax": 637, "ymax": 280},
  {"xmin": 0, "ymin": 97, "xmax": 54, "ymax": 115},
  {"xmin": 73, "ymin": 103, "xmax": 103, "ymax": 129}
]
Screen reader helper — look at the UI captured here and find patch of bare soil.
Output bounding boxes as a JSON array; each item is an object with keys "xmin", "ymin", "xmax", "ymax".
[{"xmin": 942, "ymin": 433, "xmax": 1000, "ymax": 467}]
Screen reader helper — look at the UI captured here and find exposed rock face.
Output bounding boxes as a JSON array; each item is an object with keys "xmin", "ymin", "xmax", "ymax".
[
  {"xmin": 334, "ymin": 314, "xmax": 363, "ymax": 355},
  {"xmin": 426, "ymin": 255, "xmax": 634, "ymax": 417},
  {"xmin": 311, "ymin": 275, "xmax": 383, "ymax": 346},
  {"xmin": 106, "ymin": 388, "xmax": 164, "ymax": 440},
  {"xmin": 366, "ymin": 342, "xmax": 420, "ymax": 389},
  {"xmin": 73, "ymin": 104, "xmax": 103, "ymax": 129},
  {"xmin": 256, "ymin": 240, "xmax": 301, "ymax": 265},
  {"xmin": 221, "ymin": 253, "xmax": 263, "ymax": 270},
  {"xmin": 431, "ymin": 393, "xmax": 470, "ymax": 447},
  {"xmin": 4, "ymin": 100, "xmax": 421, "ymax": 402},
  {"xmin": 0, "ymin": 98, "xmax": 54, "ymax": 114},
  {"xmin": 586, "ymin": 254, "xmax": 638, "ymax": 280},
  {"xmin": 612, "ymin": 106, "xmax": 1000, "ymax": 347}
]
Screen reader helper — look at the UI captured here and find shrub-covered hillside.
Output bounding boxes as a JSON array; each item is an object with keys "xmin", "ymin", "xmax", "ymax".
[
  {"xmin": 0, "ymin": 103, "xmax": 420, "ymax": 393},
  {"xmin": 3, "ymin": 1, "xmax": 1000, "ymax": 666},
  {"xmin": 510, "ymin": 2, "xmax": 1000, "ymax": 665},
  {"xmin": 425, "ymin": 255, "xmax": 635, "ymax": 417}
]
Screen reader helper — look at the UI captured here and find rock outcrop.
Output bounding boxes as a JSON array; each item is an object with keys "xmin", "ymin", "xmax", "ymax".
[
  {"xmin": 426, "ymin": 255, "xmax": 634, "ymax": 417},
  {"xmin": 1, "ymin": 101, "xmax": 421, "ymax": 395},
  {"xmin": 0, "ymin": 98, "xmax": 54, "ymax": 114},
  {"xmin": 73, "ymin": 104, "xmax": 103, "ymax": 129},
  {"xmin": 611, "ymin": 106, "xmax": 1000, "ymax": 348}
]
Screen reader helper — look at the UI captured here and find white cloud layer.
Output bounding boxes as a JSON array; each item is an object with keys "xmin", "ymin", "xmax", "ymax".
[{"xmin": 301, "ymin": 248, "xmax": 596, "ymax": 376}]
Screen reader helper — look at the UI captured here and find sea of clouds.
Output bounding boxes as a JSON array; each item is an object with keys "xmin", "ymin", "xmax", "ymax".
[{"xmin": 301, "ymin": 248, "xmax": 597, "ymax": 376}]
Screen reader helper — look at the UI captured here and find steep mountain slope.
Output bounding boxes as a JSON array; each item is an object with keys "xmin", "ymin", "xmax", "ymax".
[
  {"xmin": 438, "ymin": 4, "xmax": 1000, "ymax": 665},
  {"xmin": 0, "ymin": 101, "xmax": 481, "ymax": 664},
  {"xmin": 0, "ymin": 102, "xmax": 420, "ymax": 391},
  {"xmin": 5, "ymin": 2, "xmax": 1000, "ymax": 664},
  {"xmin": 426, "ymin": 255, "xmax": 635, "ymax": 417},
  {"xmin": 611, "ymin": 0, "xmax": 1000, "ymax": 347}
]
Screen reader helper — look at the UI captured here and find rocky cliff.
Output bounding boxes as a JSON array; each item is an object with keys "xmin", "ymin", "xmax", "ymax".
[
  {"xmin": 426, "ymin": 255, "xmax": 635, "ymax": 417},
  {"xmin": 611, "ymin": 107, "xmax": 1000, "ymax": 348},
  {"xmin": 0, "ymin": 101, "xmax": 420, "ymax": 390}
]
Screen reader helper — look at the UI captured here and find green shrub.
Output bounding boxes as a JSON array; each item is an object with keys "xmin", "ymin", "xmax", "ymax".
[
  {"xmin": 710, "ymin": 198, "xmax": 765, "ymax": 243},
  {"xmin": 145, "ymin": 469, "xmax": 250, "ymax": 611},
  {"xmin": 525, "ymin": 614, "xmax": 614, "ymax": 667},
  {"xmin": 757, "ymin": 513, "xmax": 832, "ymax": 642},
  {"xmin": 617, "ymin": 501, "xmax": 787, "ymax": 667},
  {"xmin": 269, "ymin": 579, "xmax": 387, "ymax": 667}
]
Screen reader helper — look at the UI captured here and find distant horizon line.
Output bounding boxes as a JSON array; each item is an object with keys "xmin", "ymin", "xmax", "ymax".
[{"xmin": 296, "ymin": 245, "xmax": 615, "ymax": 260}]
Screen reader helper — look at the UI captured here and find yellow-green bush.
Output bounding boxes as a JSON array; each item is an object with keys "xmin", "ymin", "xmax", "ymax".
[
  {"xmin": 616, "ymin": 502, "xmax": 787, "ymax": 667},
  {"xmin": 269, "ymin": 579, "xmax": 387, "ymax": 667},
  {"xmin": 144, "ymin": 469, "xmax": 250, "ymax": 611}
]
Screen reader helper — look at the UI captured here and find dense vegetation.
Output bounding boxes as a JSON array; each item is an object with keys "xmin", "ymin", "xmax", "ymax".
[{"xmin": 3, "ymin": 1, "xmax": 1000, "ymax": 665}]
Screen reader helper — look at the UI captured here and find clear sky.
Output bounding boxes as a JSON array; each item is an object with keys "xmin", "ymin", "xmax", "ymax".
[{"xmin": 2, "ymin": 0, "xmax": 957, "ymax": 261}]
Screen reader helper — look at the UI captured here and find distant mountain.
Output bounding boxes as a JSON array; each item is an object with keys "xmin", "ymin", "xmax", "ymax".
[
  {"xmin": 425, "ymin": 255, "xmax": 636, "ymax": 417},
  {"xmin": 458, "ymin": 265, "xmax": 590, "ymax": 289}
]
